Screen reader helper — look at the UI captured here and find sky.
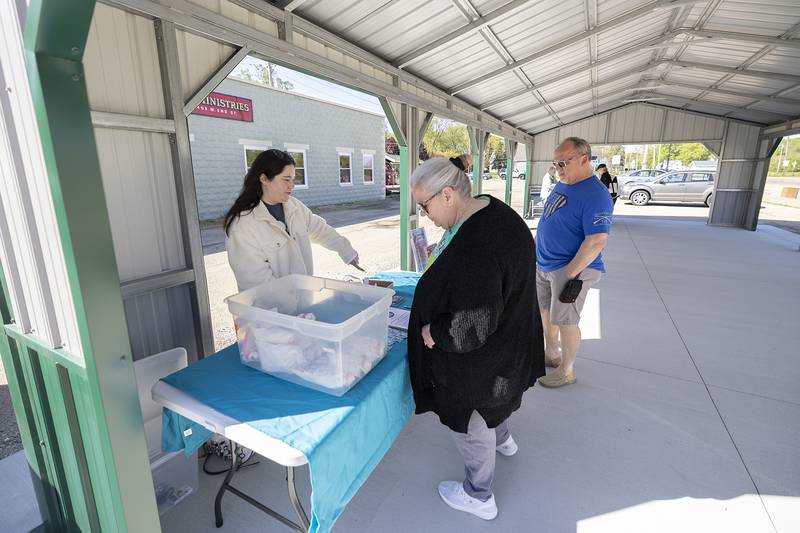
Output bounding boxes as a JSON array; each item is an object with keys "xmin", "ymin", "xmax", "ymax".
[{"xmin": 230, "ymin": 56, "xmax": 385, "ymax": 117}]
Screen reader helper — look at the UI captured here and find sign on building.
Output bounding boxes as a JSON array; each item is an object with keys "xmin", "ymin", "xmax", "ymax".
[{"xmin": 192, "ymin": 92, "xmax": 254, "ymax": 122}]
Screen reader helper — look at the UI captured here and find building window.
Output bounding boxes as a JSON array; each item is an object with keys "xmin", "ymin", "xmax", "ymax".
[
  {"xmin": 239, "ymin": 139, "xmax": 272, "ymax": 171},
  {"xmin": 362, "ymin": 151, "xmax": 375, "ymax": 184},
  {"xmin": 338, "ymin": 151, "xmax": 352, "ymax": 186},
  {"xmin": 284, "ymin": 143, "xmax": 310, "ymax": 188}
]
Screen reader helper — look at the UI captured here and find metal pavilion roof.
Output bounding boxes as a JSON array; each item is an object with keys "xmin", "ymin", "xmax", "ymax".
[{"xmin": 280, "ymin": 0, "xmax": 800, "ymax": 134}]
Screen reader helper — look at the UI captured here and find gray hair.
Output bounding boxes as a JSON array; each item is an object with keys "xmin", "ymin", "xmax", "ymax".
[
  {"xmin": 561, "ymin": 136, "xmax": 592, "ymax": 158},
  {"xmin": 410, "ymin": 157, "xmax": 472, "ymax": 198}
]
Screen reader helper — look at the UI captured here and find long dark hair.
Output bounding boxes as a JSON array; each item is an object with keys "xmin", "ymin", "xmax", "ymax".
[{"xmin": 224, "ymin": 149, "xmax": 296, "ymax": 235}]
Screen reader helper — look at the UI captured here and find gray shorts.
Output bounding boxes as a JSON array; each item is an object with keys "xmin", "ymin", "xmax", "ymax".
[{"xmin": 536, "ymin": 266, "xmax": 602, "ymax": 326}]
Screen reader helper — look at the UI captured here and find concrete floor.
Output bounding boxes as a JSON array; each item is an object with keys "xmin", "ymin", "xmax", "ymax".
[
  {"xmin": 157, "ymin": 215, "xmax": 800, "ymax": 533},
  {"xmin": 3, "ymin": 180, "xmax": 799, "ymax": 532}
]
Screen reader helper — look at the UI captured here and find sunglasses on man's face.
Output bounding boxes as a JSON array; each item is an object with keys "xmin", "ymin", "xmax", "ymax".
[{"xmin": 553, "ymin": 156, "xmax": 579, "ymax": 169}]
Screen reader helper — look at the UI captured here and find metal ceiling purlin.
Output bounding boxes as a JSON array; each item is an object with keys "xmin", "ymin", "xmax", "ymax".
[
  {"xmin": 479, "ymin": 32, "xmax": 680, "ymax": 110},
  {"xmin": 449, "ymin": 0, "xmax": 563, "ymax": 127},
  {"xmin": 223, "ymin": 0, "xmax": 533, "ymax": 143},
  {"xmin": 448, "ymin": 0, "xmax": 704, "ymax": 95}
]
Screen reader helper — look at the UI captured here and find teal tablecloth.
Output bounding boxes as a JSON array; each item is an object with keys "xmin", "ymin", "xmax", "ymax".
[{"xmin": 160, "ymin": 272, "xmax": 419, "ymax": 532}]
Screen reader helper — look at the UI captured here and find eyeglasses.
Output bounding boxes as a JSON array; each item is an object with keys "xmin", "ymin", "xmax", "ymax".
[
  {"xmin": 417, "ymin": 190, "xmax": 442, "ymax": 215},
  {"xmin": 553, "ymin": 156, "xmax": 579, "ymax": 169}
]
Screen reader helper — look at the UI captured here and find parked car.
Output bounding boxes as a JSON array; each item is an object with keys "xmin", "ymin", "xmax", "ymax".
[
  {"xmin": 499, "ymin": 169, "xmax": 525, "ymax": 180},
  {"xmin": 618, "ymin": 168, "xmax": 668, "ymax": 185},
  {"xmin": 619, "ymin": 171, "xmax": 716, "ymax": 206}
]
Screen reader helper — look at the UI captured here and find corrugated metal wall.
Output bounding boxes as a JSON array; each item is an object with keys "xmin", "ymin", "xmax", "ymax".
[
  {"xmin": 0, "ymin": 0, "xmax": 83, "ymax": 357},
  {"xmin": 532, "ymin": 103, "xmax": 767, "ymax": 228},
  {"xmin": 710, "ymin": 121, "xmax": 763, "ymax": 227},
  {"xmin": 85, "ymin": 4, "xmax": 203, "ymax": 360}
]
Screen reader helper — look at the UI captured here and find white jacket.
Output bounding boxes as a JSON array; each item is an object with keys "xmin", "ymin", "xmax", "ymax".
[{"xmin": 226, "ymin": 196, "xmax": 358, "ymax": 290}]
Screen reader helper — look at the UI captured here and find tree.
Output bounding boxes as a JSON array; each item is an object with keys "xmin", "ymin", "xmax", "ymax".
[
  {"xmin": 385, "ymin": 135, "xmax": 399, "ymax": 155},
  {"xmin": 485, "ymin": 135, "xmax": 506, "ymax": 170},
  {"xmin": 237, "ymin": 62, "xmax": 294, "ymax": 91},
  {"xmin": 422, "ymin": 118, "xmax": 470, "ymax": 158}
]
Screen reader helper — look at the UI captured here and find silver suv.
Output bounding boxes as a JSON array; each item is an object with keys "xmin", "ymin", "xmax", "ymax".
[
  {"xmin": 618, "ymin": 168, "xmax": 668, "ymax": 185},
  {"xmin": 619, "ymin": 171, "xmax": 715, "ymax": 206}
]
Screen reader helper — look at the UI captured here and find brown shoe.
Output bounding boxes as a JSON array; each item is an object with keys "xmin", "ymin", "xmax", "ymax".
[
  {"xmin": 545, "ymin": 355, "xmax": 562, "ymax": 368},
  {"xmin": 538, "ymin": 370, "xmax": 577, "ymax": 388}
]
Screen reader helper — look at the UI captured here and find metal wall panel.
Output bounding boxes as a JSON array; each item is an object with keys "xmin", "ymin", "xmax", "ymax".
[
  {"xmin": 607, "ymin": 104, "xmax": 665, "ymax": 143},
  {"xmin": 711, "ymin": 121, "xmax": 763, "ymax": 226},
  {"xmin": 176, "ymin": 30, "xmax": 237, "ymax": 102},
  {"xmin": 533, "ymin": 130, "xmax": 559, "ymax": 160},
  {"xmin": 93, "ymin": 129, "xmax": 186, "ymax": 282},
  {"xmin": 558, "ymin": 115, "xmax": 608, "ymax": 144},
  {"xmin": 662, "ymin": 111, "xmax": 725, "ymax": 142},
  {"xmin": 123, "ymin": 284, "xmax": 198, "ymax": 361},
  {"xmin": 0, "ymin": 6, "xmax": 83, "ymax": 356},
  {"xmin": 84, "ymin": 3, "xmax": 166, "ymax": 118}
]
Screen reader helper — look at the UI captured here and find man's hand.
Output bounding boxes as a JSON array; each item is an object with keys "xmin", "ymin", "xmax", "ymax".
[{"xmin": 421, "ymin": 324, "xmax": 435, "ymax": 349}]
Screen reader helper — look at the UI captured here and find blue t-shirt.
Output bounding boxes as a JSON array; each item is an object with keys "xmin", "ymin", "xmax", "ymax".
[{"xmin": 536, "ymin": 176, "xmax": 613, "ymax": 273}]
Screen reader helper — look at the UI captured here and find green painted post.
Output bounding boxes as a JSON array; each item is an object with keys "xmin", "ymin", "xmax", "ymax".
[
  {"xmin": 505, "ymin": 139, "xmax": 514, "ymax": 205},
  {"xmin": 399, "ymin": 145, "xmax": 409, "ymax": 270},
  {"xmin": 379, "ymin": 96, "xmax": 411, "ymax": 271},
  {"xmin": 524, "ymin": 159, "xmax": 533, "ymax": 217},
  {"xmin": 468, "ymin": 127, "xmax": 482, "ymax": 195},
  {"xmin": 20, "ymin": 0, "xmax": 161, "ymax": 530}
]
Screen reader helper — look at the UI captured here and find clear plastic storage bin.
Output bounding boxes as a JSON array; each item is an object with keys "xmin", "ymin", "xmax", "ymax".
[{"xmin": 226, "ymin": 275, "xmax": 395, "ymax": 396}]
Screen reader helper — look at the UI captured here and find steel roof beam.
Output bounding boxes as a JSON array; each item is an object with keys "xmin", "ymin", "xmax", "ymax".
[
  {"xmin": 393, "ymin": 0, "xmax": 531, "ymax": 69},
  {"xmin": 656, "ymin": 59, "xmax": 800, "ymax": 84},
  {"xmin": 449, "ymin": 0, "xmax": 704, "ymax": 95},
  {"xmin": 104, "ymin": 0, "xmax": 534, "ymax": 143},
  {"xmin": 499, "ymin": 65, "xmax": 652, "ymax": 120},
  {"xmin": 629, "ymin": 92, "xmax": 794, "ymax": 118},
  {"xmin": 478, "ymin": 32, "xmax": 683, "ymax": 110},
  {"xmin": 275, "ymin": 0, "xmax": 308, "ymax": 12},
  {"xmin": 646, "ymin": 80, "xmax": 800, "ymax": 106},
  {"xmin": 678, "ymin": 28, "xmax": 800, "ymax": 49}
]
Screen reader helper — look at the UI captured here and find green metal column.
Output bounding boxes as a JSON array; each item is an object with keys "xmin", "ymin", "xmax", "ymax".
[
  {"xmin": 523, "ymin": 142, "xmax": 534, "ymax": 218},
  {"xmin": 380, "ymin": 96, "xmax": 412, "ymax": 271},
  {"xmin": 504, "ymin": 138, "xmax": 517, "ymax": 205},
  {"xmin": 468, "ymin": 127, "xmax": 487, "ymax": 195},
  {"xmin": 6, "ymin": 0, "xmax": 162, "ymax": 530}
]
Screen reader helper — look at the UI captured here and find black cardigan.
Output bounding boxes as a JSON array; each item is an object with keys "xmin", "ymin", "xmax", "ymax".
[{"xmin": 408, "ymin": 196, "xmax": 545, "ymax": 433}]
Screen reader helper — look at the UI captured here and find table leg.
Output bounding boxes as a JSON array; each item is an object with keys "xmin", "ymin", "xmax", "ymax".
[
  {"xmin": 287, "ymin": 466, "xmax": 310, "ymax": 529},
  {"xmin": 214, "ymin": 440, "xmax": 239, "ymax": 527}
]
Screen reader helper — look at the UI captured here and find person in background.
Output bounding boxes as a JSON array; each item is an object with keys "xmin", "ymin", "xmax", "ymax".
[
  {"xmin": 596, "ymin": 163, "xmax": 619, "ymax": 205},
  {"xmin": 225, "ymin": 149, "xmax": 363, "ymax": 291},
  {"xmin": 407, "ymin": 156, "xmax": 545, "ymax": 521},
  {"xmin": 541, "ymin": 164, "xmax": 557, "ymax": 201},
  {"xmin": 536, "ymin": 137, "xmax": 612, "ymax": 388}
]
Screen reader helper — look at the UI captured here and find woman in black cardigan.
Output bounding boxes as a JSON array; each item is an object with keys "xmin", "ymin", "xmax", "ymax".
[{"xmin": 408, "ymin": 157, "xmax": 545, "ymax": 520}]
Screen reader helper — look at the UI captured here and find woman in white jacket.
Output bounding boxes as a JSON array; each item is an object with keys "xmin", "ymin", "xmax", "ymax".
[{"xmin": 224, "ymin": 149, "xmax": 363, "ymax": 290}]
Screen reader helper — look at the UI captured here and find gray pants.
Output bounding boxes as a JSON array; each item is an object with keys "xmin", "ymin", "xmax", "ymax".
[{"xmin": 451, "ymin": 411, "xmax": 511, "ymax": 502}]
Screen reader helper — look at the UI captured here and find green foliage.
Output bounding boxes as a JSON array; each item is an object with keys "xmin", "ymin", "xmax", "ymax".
[
  {"xmin": 421, "ymin": 118, "xmax": 469, "ymax": 158},
  {"xmin": 769, "ymin": 137, "xmax": 800, "ymax": 173}
]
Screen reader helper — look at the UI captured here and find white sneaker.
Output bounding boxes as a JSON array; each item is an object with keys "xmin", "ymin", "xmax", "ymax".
[
  {"xmin": 437, "ymin": 481, "xmax": 498, "ymax": 520},
  {"xmin": 496, "ymin": 436, "xmax": 518, "ymax": 457}
]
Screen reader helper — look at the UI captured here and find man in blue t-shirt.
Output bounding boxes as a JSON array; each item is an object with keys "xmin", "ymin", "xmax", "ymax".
[{"xmin": 535, "ymin": 137, "xmax": 613, "ymax": 388}]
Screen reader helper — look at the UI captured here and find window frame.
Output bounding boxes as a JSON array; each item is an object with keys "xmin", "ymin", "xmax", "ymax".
[
  {"xmin": 337, "ymin": 148, "xmax": 353, "ymax": 186},
  {"xmin": 239, "ymin": 139, "xmax": 272, "ymax": 172},
  {"xmin": 284, "ymin": 143, "xmax": 309, "ymax": 189},
  {"xmin": 362, "ymin": 150, "xmax": 375, "ymax": 184}
]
